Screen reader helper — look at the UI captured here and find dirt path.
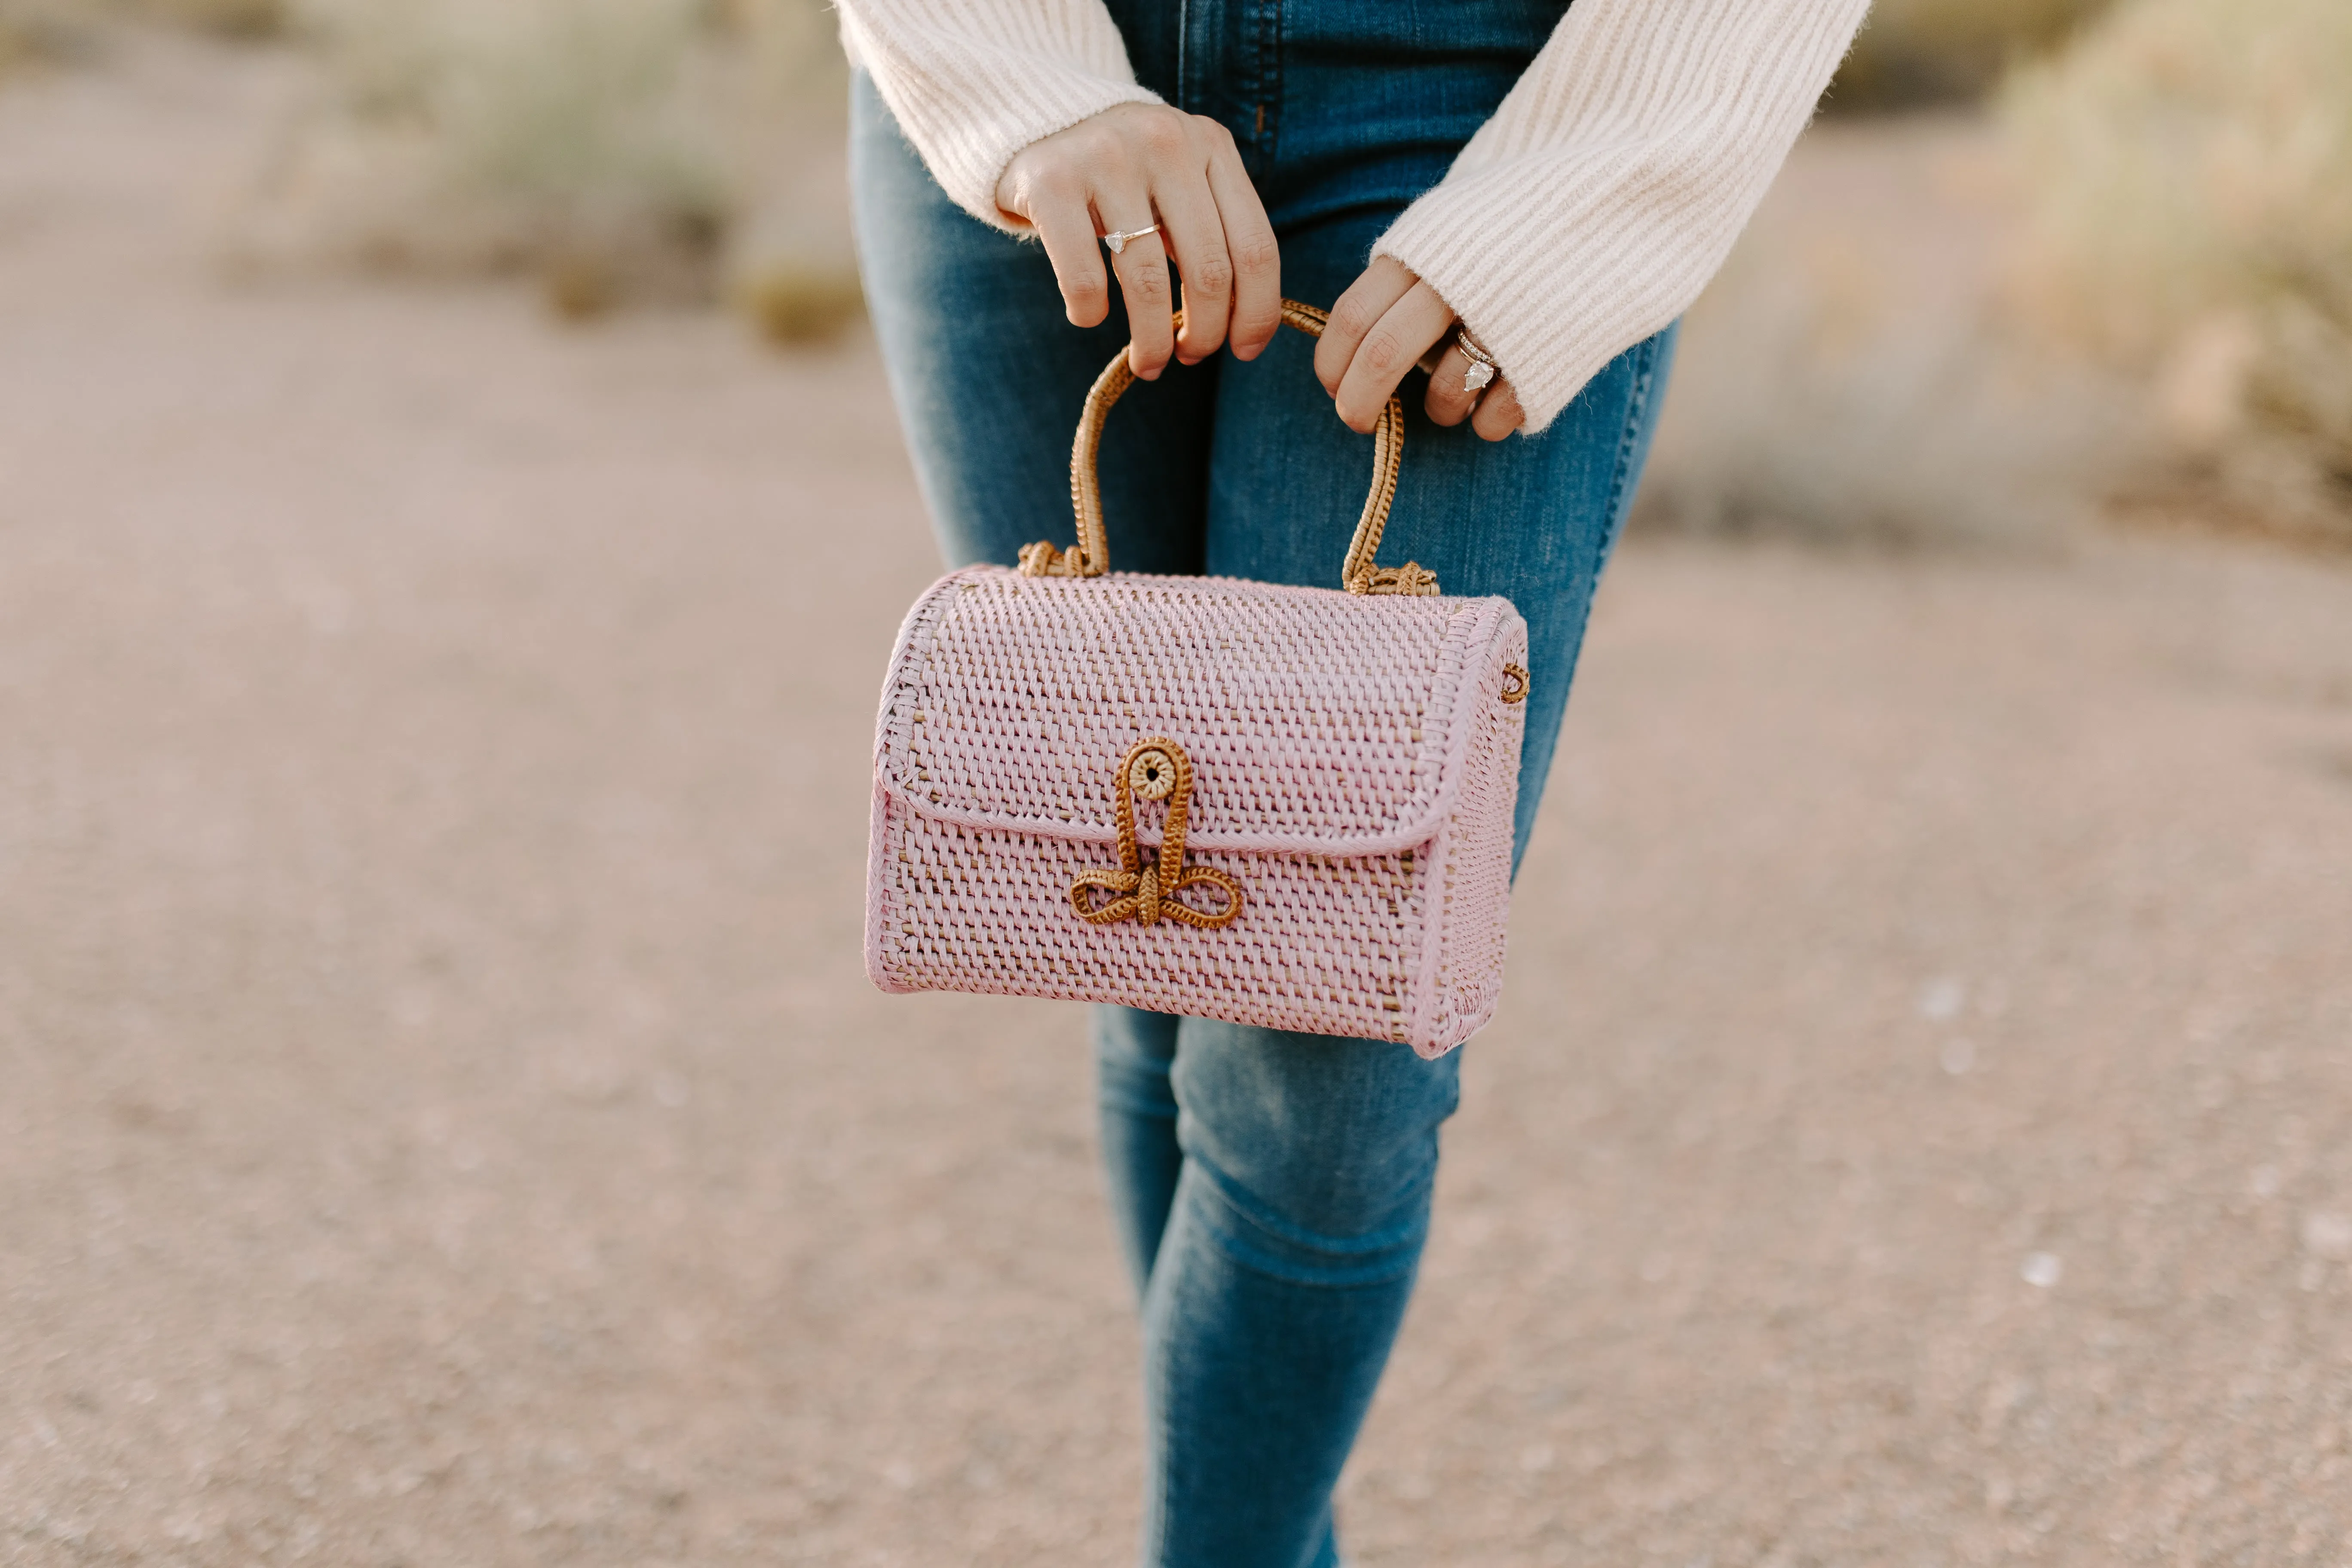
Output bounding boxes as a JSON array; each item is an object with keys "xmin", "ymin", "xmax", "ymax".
[{"xmin": 4, "ymin": 37, "xmax": 2351, "ymax": 1568}]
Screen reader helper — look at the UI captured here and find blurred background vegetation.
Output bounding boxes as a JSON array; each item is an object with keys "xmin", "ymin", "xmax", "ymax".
[
  {"xmin": 0, "ymin": 0, "xmax": 860, "ymax": 338},
  {"xmin": 1648, "ymin": 0, "xmax": 2352, "ymax": 550},
  {"xmin": 2004, "ymin": 0, "xmax": 2352, "ymax": 546},
  {"xmin": 1830, "ymin": 0, "xmax": 2115, "ymax": 113},
  {"xmin": 3, "ymin": 0, "xmax": 2343, "ymax": 547}
]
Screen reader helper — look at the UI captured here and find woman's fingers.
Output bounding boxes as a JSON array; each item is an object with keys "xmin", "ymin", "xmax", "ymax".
[
  {"xmin": 1204, "ymin": 139, "xmax": 1280, "ymax": 360},
  {"xmin": 1016, "ymin": 175, "xmax": 1113, "ymax": 329},
  {"xmin": 1098, "ymin": 214, "xmax": 1176, "ymax": 377},
  {"xmin": 1470, "ymin": 375, "xmax": 1525, "ymax": 442},
  {"xmin": 1423, "ymin": 344, "xmax": 1482, "ymax": 427},
  {"xmin": 995, "ymin": 105, "xmax": 1282, "ymax": 371},
  {"xmin": 1320, "ymin": 253, "xmax": 1528, "ymax": 440},
  {"xmin": 1150, "ymin": 172, "xmax": 1232, "ymax": 367},
  {"xmin": 1330, "ymin": 278, "xmax": 1455, "ymax": 433},
  {"xmin": 1314, "ymin": 256, "xmax": 1413, "ymax": 398},
  {"xmin": 1154, "ymin": 116, "xmax": 1280, "ymax": 366}
]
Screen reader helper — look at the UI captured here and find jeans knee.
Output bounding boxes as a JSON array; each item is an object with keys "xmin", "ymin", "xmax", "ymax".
[
  {"xmin": 1176, "ymin": 1157, "xmax": 1435, "ymax": 1288},
  {"xmin": 1169, "ymin": 1021, "xmax": 1459, "ymax": 1287}
]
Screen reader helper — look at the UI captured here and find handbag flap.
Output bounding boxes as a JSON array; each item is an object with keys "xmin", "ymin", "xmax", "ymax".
[{"xmin": 874, "ymin": 567, "xmax": 1519, "ymax": 857}]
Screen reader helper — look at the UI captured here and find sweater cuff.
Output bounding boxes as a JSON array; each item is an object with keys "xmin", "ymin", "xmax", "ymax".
[
  {"xmin": 927, "ymin": 79, "xmax": 1165, "ymax": 235},
  {"xmin": 839, "ymin": 10, "xmax": 1161, "ymax": 235},
  {"xmin": 1371, "ymin": 192, "xmax": 1678, "ymax": 436}
]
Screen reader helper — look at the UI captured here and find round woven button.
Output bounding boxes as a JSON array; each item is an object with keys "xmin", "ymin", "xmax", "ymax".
[{"xmin": 1128, "ymin": 747, "xmax": 1177, "ymax": 801}]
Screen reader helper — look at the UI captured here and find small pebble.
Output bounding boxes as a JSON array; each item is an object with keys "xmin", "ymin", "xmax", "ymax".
[
  {"xmin": 1919, "ymin": 978, "xmax": 1966, "ymax": 1023},
  {"xmin": 2021, "ymin": 1252, "xmax": 2063, "ymax": 1288},
  {"xmin": 2300, "ymin": 1212, "xmax": 2352, "ymax": 1261},
  {"xmin": 1940, "ymin": 1038, "xmax": 1977, "ymax": 1076}
]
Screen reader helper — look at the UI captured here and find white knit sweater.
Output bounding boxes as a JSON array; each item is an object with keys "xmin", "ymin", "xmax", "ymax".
[{"xmin": 839, "ymin": 0, "xmax": 1871, "ymax": 431}]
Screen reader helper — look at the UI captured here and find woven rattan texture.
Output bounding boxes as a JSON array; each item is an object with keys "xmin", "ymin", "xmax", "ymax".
[
  {"xmin": 885, "ymin": 571, "xmax": 1476, "ymax": 841},
  {"xmin": 867, "ymin": 567, "xmax": 1527, "ymax": 1055}
]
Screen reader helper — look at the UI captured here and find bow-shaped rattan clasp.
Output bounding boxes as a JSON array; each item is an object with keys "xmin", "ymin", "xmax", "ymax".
[{"xmin": 1070, "ymin": 738, "xmax": 1243, "ymax": 930}]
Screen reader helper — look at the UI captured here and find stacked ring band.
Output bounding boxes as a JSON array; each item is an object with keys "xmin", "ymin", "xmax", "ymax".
[{"xmin": 1454, "ymin": 327, "xmax": 1499, "ymax": 394}]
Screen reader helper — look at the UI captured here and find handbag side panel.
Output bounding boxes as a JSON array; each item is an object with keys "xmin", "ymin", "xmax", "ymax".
[
  {"xmin": 1409, "ymin": 609, "xmax": 1530, "ymax": 1057},
  {"xmin": 864, "ymin": 572, "xmax": 966, "ymax": 996},
  {"xmin": 864, "ymin": 780, "xmax": 917, "ymax": 995}
]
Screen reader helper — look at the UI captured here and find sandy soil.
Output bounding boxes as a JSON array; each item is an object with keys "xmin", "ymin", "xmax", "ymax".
[{"xmin": 5, "ymin": 36, "xmax": 2352, "ymax": 1568}]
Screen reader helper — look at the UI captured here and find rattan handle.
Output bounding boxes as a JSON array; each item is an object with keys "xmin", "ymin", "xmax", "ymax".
[{"xmin": 1016, "ymin": 299, "xmax": 1439, "ymax": 596}]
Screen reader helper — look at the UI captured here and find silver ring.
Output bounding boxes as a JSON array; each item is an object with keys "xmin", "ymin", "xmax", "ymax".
[
  {"xmin": 1100, "ymin": 222, "xmax": 1159, "ymax": 256},
  {"xmin": 1454, "ymin": 326, "xmax": 1498, "ymax": 394}
]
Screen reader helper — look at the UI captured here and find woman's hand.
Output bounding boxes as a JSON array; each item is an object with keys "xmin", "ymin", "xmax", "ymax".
[
  {"xmin": 1314, "ymin": 255, "xmax": 1524, "ymax": 442},
  {"xmin": 994, "ymin": 104, "xmax": 1281, "ymax": 381}
]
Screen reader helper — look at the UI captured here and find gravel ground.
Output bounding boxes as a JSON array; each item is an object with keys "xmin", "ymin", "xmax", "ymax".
[{"xmin": 5, "ymin": 37, "xmax": 2352, "ymax": 1568}]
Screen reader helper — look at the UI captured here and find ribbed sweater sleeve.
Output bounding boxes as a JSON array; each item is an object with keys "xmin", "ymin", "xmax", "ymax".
[
  {"xmin": 841, "ymin": 0, "xmax": 1868, "ymax": 432},
  {"xmin": 1372, "ymin": 0, "xmax": 1870, "ymax": 431},
  {"xmin": 836, "ymin": 0, "xmax": 1160, "ymax": 230}
]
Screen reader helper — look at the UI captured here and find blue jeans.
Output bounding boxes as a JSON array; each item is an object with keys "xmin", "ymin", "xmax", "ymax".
[{"xmin": 850, "ymin": 4, "xmax": 1672, "ymax": 1558}]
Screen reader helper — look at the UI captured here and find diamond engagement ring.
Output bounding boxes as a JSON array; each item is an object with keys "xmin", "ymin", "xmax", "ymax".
[
  {"xmin": 1100, "ymin": 223, "xmax": 1160, "ymax": 255},
  {"xmin": 1454, "ymin": 326, "xmax": 1499, "ymax": 394}
]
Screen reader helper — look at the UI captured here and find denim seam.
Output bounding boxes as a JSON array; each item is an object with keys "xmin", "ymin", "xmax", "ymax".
[
  {"xmin": 1148, "ymin": 1361, "xmax": 1177, "ymax": 1568},
  {"xmin": 1175, "ymin": 0, "xmax": 1190, "ymax": 112},
  {"xmin": 1598, "ymin": 331, "xmax": 1662, "ymax": 554},
  {"xmin": 1259, "ymin": 0, "xmax": 1283, "ymax": 165}
]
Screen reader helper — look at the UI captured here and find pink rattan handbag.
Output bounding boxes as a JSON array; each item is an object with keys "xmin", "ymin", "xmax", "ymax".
[{"xmin": 866, "ymin": 301, "xmax": 1529, "ymax": 1056}]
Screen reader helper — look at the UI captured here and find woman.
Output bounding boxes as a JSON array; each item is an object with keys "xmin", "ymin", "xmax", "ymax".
[{"xmin": 842, "ymin": 0, "xmax": 1868, "ymax": 1561}]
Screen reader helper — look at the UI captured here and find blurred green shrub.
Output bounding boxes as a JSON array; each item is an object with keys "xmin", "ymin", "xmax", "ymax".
[
  {"xmin": 232, "ymin": 0, "xmax": 860, "ymax": 340},
  {"xmin": 2003, "ymin": 0, "xmax": 2352, "ymax": 543},
  {"xmin": 737, "ymin": 262, "xmax": 863, "ymax": 345},
  {"xmin": 1831, "ymin": 0, "xmax": 2113, "ymax": 112},
  {"xmin": 267, "ymin": 0, "xmax": 727, "ymax": 303},
  {"xmin": 0, "ymin": 15, "xmax": 46, "ymax": 74},
  {"xmin": 0, "ymin": 0, "xmax": 99, "ymax": 67},
  {"xmin": 1630, "ymin": 237, "xmax": 2121, "ymax": 551},
  {"xmin": 714, "ymin": 0, "xmax": 863, "ymax": 344},
  {"xmin": 0, "ymin": 0, "xmax": 281, "ymax": 52},
  {"xmin": 144, "ymin": 0, "xmax": 282, "ymax": 37}
]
